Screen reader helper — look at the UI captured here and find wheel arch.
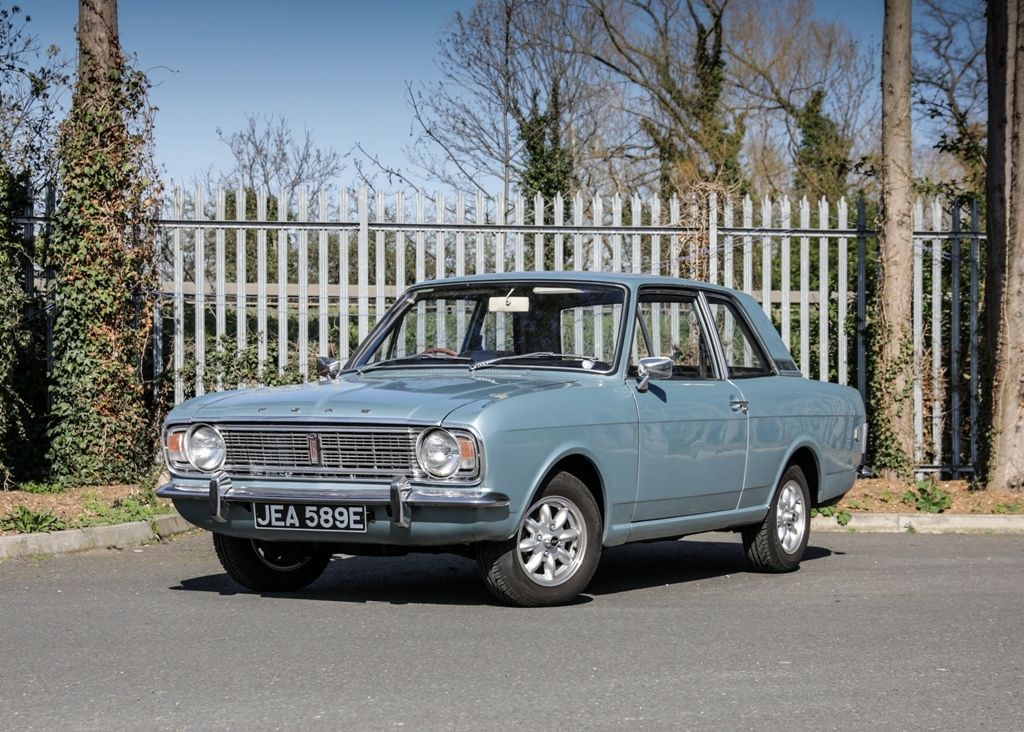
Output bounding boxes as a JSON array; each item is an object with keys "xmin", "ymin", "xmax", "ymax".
[
  {"xmin": 782, "ymin": 443, "xmax": 822, "ymax": 505},
  {"xmin": 530, "ymin": 452, "xmax": 607, "ymax": 534}
]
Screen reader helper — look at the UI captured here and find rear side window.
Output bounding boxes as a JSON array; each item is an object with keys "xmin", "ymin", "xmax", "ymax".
[{"xmin": 705, "ymin": 297, "xmax": 773, "ymax": 379}]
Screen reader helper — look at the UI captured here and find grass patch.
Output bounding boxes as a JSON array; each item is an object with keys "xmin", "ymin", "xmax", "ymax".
[
  {"xmin": 0, "ymin": 506, "xmax": 67, "ymax": 533},
  {"xmin": 992, "ymin": 502, "xmax": 1024, "ymax": 515},
  {"xmin": 902, "ymin": 481, "xmax": 952, "ymax": 514},
  {"xmin": 15, "ymin": 481, "xmax": 66, "ymax": 495},
  {"xmin": 812, "ymin": 505, "xmax": 852, "ymax": 526},
  {"xmin": 74, "ymin": 495, "xmax": 172, "ymax": 528}
]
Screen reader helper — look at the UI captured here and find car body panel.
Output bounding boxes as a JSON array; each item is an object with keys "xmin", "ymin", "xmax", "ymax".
[
  {"xmin": 630, "ymin": 380, "xmax": 748, "ymax": 520},
  {"xmin": 159, "ymin": 271, "xmax": 866, "ymax": 554}
]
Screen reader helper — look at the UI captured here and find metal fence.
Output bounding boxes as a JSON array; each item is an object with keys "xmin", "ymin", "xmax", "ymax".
[{"xmin": 18, "ymin": 187, "xmax": 985, "ymax": 475}]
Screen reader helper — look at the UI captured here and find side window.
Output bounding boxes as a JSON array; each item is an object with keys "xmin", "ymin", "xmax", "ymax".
[
  {"xmin": 705, "ymin": 298, "xmax": 773, "ymax": 378},
  {"xmin": 631, "ymin": 291, "xmax": 716, "ymax": 379}
]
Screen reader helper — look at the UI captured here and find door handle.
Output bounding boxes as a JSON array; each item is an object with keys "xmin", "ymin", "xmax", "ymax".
[{"xmin": 729, "ymin": 399, "xmax": 749, "ymax": 413}]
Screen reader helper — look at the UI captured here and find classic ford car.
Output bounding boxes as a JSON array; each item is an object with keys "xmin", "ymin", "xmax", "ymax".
[{"xmin": 158, "ymin": 272, "xmax": 866, "ymax": 606}]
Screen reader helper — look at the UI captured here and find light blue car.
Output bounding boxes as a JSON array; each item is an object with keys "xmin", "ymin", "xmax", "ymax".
[{"xmin": 158, "ymin": 272, "xmax": 866, "ymax": 606}]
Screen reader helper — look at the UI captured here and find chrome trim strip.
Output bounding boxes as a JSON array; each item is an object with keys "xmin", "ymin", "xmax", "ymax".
[
  {"xmin": 166, "ymin": 417, "xmax": 440, "ymax": 428},
  {"xmin": 166, "ymin": 422, "xmax": 483, "ymax": 484},
  {"xmin": 157, "ymin": 482, "xmax": 510, "ymax": 509}
]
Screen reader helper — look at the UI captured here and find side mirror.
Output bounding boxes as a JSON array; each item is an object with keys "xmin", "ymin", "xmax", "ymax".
[
  {"xmin": 316, "ymin": 356, "xmax": 342, "ymax": 380},
  {"xmin": 636, "ymin": 356, "xmax": 673, "ymax": 392}
]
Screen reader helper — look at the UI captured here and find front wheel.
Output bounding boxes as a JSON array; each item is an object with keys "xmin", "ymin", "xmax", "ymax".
[
  {"xmin": 741, "ymin": 465, "xmax": 810, "ymax": 572},
  {"xmin": 213, "ymin": 534, "xmax": 332, "ymax": 592},
  {"xmin": 476, "ymin": 471, "xmax": 602, "ymax": 607}
]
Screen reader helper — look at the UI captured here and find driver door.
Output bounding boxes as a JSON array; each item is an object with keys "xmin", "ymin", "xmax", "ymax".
[{"xmin": 630, "ymin": 288, "xmax": 749, "ymax": 521}]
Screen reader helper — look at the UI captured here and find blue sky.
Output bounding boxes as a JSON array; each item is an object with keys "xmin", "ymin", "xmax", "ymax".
[{"xmin": 21, "ymin": 0, "xmax": 883, "ymax": 189}]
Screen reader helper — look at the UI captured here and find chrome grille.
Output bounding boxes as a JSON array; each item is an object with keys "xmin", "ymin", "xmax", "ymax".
[{"xmin": 221, "ymin": 427, "xmax": 418, "ymax": 477}]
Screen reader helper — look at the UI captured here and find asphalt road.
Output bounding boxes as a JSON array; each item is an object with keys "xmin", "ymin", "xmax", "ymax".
[{"xmin": 1, "ymin": 530, "xmax": 1021, "ymax": 731}]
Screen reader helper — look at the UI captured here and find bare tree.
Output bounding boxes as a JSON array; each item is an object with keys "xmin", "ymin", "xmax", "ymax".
[
  {"xmin": 400, "ymin": 0, "xmax": 612, "ymax": 200},
  {"xmin": 724, "ymin": 0, "xmax": 876, "ymax": 198},
  {"xmin": 560, "ymin": 0, "xmax": 746, "ymax": 196},
  {"xmin": 870, "ymin": 0, "xmax": 916, "ymax": 479},
  {"xmin": 981, "ymin": 0, "xmax": 1024, "ymax": 490},
  {"xmin": 405, "ymin": 0, "xmax": 526, "ymax": 200},
  {"xmin": 0, "ymin": 5, "xmax": 69, "ymax": 185},
  {"xmin": 213, "ymin": 113, "xmax": 345, "ymax": 194},
  {"xmin": 913, "ymin": 0, "xmax": 987, "ymax": 197}
]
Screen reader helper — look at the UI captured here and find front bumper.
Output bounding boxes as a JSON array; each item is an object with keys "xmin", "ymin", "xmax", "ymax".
[{"xmin": 157, "ymin": 475, "xmax": 511, "ymax": 532}]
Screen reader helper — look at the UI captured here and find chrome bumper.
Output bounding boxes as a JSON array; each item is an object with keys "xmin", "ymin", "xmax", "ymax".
[{"xmin": 157, "ymin": 476, "xmax": 510, "ymax": 528}]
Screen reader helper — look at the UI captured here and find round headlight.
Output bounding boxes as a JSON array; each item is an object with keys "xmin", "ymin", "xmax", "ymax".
[
  {"xmin": 185, "ymin": 424, "xmax": 226, "ymax": 472},
  {"xmin": 417, "ymin": 429, "xmax": 461, "ymax": 478}
]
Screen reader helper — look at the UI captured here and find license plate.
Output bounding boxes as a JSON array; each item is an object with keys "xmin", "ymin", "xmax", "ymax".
[{"xmin": 253, "ymin": 503, "xmax": 368, "ymax": 533}]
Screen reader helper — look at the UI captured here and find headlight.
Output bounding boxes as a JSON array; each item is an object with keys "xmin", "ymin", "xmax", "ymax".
[
  {"xmin": 185, "ymin": 424, "xmax": 226, "ymax": 472},
  {"xmin": 415, "ymin": 429, "xmax": 479, "ymax": 481}
]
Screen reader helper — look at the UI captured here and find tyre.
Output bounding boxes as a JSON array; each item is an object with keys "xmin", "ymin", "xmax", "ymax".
[
  {"xmin": 742, "ymin": 465, "xmax": 811, "ymax": 572},
  {"xmin": 476, "ymin": 471, "xmax": 602, "ymax": 607},
  {"xmin": 213, "ymin": 534, "xmax": 332, "ymax": 592}
]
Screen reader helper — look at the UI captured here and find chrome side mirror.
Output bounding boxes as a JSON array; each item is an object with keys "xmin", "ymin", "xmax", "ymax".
[
  {"xmin": 636, "ymin": 356, "xmax": 673, "ymax": 392},
  {"xmin": 316, "ymin": 356, "xmax": 342, "ymax": 380}
]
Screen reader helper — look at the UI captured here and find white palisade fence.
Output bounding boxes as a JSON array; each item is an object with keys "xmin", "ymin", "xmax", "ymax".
[{"xmin": 140, "ymin": 187, "xmax": 980, "ymax": 474}]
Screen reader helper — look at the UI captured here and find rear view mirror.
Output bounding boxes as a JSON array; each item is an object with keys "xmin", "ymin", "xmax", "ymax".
[
  {"xmin": 636, "ymin": 356, "xmax": 673, "ymax": 392},
  {"xmin": 488, "ymin": 296, "xmax": 530, "ymax": 312},
  {"xmin": 317, "ymin": 356, "xmax": 342, "ymax": 379}
]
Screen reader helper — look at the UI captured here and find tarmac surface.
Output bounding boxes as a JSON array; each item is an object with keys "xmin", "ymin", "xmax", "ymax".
[{"xmin": 1, "ymin": 530, "xmax": 1022, "ymax": 730}]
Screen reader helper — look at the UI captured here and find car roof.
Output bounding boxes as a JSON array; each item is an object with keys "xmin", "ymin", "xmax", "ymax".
[{"xmin": 411, "ymin": 270, "xmax": 740, "ymax": 297}]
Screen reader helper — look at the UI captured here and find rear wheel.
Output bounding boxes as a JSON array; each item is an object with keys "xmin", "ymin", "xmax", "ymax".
[
  {"xmin": 741, "ymin": 465, "xmax": 810, "ymax": 572},
  {"xmin": 213, "ymin": 534, "xmax": 332, "ymax": 591},
  {"xmin": 477, "ymin": 471, "xmax": 602, "ymax": 607}
]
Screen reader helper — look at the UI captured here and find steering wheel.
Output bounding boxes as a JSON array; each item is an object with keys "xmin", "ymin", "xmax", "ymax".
[{"xmin": 422, "ymin": 347, "xmax": 459, "ymax": 356}]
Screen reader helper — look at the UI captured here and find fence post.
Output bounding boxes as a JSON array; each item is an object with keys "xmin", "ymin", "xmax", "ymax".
[
  {"xmin": 837, "ymin": 197, "xmax": 848, "ymax": 385},
  {"xmin": 338, "ymin": 189, "xmax": 350, "ymax": 362},
  {"xmin": 856, "ymin": 198, "xmax": 867, "ymax": 406},
  {"xmin": 21, "ymin": 190, "xmax": 35, "ymax": 328},
  {"xmin": 298, "ymin": 187, "xmax": 309, "ymax": 379},
  {"xmin": 781, "ymin": 197, "xmax": 791, "ymax": 349},
  {"xmin": 236, "ymin": 187, "xmax": 247, "ymax": 356},
  {"xmin": 708, "ymin": 192, "xmax": 718, "ymax": 284},
  {"xmin": 969, "ymin": 199, "xmax": 980, "ymax": 472},
  {"xmin": 153, "ymin": 300, "xmax": 163, "ymax": 383},
  {"xmin": 950, "ymin": 203, "xmax": 962, "ymax": 469},
  {"xmin": 912, "ymin": 198, "xmax": 924, "ymax": 467},
  {"xmin": 357, "ymin": 187, "xmax": 369, "ymax": 343},
  {"xmin": 172, "ymin": 188, "xmax": 184, "ymax": 403},
  {"xmin": 44, "ymin": 184, "xmax": 56, "ymax": 397},
  {"xmin": 194, "ymin": 185, "xmax": 206, "ymax": 396},
  {"xmin": 317, "ymin": 189, "xmax": 328, "ymax": 358},
  {"xmin": 799, "ymin": 197, "xmax": 810, "ymax": 377},
  {"xmin": 930, "ymin": 198, "xmax": 942, "ymax": 465},
  {"xmin": 277, "ymin": 189, "xmax": 289, "ymax": 372},
  {"xmin": 256, "ymin": 188, "xmax": 268, "ymax": 376},
  {"xmin": 215, "ymin": 187, "xmax": 226, "ymax": 389},
  {"xmin": 761, "ymin": 196, "xmax": 771, "ymax": 318},
  {"xmin": 818, "ymin": 197, "xmax": 829, "ymax": 382}
]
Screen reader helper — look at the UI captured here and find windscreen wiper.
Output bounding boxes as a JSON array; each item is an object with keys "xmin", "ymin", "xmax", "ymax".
[
  {"xmin": 356, "ymin": 353, "xmax": 470, "ymax": 375},
  {"xmin": 469, "ymin": 351, "xmax": 599, "ymax": 371}
]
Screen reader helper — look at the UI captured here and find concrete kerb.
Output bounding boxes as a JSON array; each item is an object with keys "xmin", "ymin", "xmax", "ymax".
[
  {"xmin": 811, "ymin": 512, "xmax": 1024, "ymax": 534},
  {"xmin": 2, "ymin": 511, "xmax": 1022, "ymax": 561},
  {"xmin": 0, "ymin": 513, "xmax": 195, "ymax": 561}
]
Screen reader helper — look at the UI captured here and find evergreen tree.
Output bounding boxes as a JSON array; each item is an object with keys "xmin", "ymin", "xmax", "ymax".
[
  {"xmin": 793, "ymin": 89, "xmax": 852, "ymax": 201},
  {"xmin": 48, "ymin": 0, "xmax": 160, "ymax": 484},
  {"xmin": 516, "ymin": 83, "xmax": 575, "ymax": 201}
]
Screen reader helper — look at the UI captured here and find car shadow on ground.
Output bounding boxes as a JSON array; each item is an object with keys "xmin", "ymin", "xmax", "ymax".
[{"xmin": 170, "ymin": 536, "xmax": 832, "ymax": 606}]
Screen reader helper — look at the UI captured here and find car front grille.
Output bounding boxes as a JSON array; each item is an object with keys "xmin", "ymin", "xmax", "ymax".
[{"xmin": 220, "ymin": 427, "xmax": 418, "ymax": 478}]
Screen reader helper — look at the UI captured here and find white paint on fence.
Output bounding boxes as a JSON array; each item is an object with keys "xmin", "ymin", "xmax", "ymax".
[{"xmin": 154, "ymin": 186, "xmax": 981, "ymax": 471}]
